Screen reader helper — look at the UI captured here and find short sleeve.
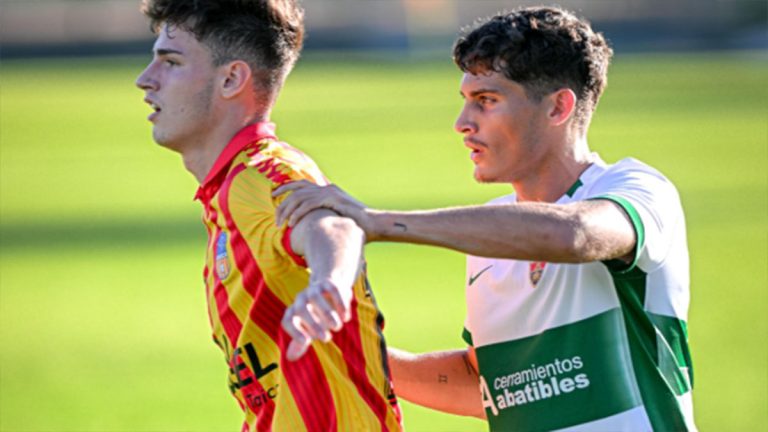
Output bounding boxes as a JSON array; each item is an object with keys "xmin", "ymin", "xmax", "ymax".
[
  {"xmin": 224, "ymin": 144, "xmax": 328, "ymax": 268},
  {"xmin": 587, "ymin": 159, "xmax": 684, "ymax": 272}
]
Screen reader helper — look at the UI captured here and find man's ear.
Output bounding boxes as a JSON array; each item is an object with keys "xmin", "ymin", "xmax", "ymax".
[
  {"xmin": 219, "ymin": 60, "xmax": 252, "ymax": 99},
  {"xmin": 547, "ymin": 88, "xmax": 577, "ymax": 126}
]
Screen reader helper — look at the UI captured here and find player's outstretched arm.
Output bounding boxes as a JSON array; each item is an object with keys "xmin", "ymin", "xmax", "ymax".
[
  {"xmin": 281, "ymin": 208, "xmax": 364, "ymax": 361},
  {"xmin": 388, "ymin": 347, "xmax": 486, "ymax": 419},
  {"xmin": 362, "ymin": 200, "xmax": 636, "ymax": 263},
  {"xmin": 274, "ymin": 182, "xmax": 636, "ymax": 264}
]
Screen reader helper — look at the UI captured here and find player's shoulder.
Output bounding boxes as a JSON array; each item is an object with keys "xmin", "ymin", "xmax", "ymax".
[
  {"xmin": 588, "ymin": 157, "xmax": 682, "ymax": 210},
  {"xmin": 591, "ymin": 157, "xmax": 679, "ymax": 194},
  {"xmin": 233, "ymin": 138, "xmax": 329, "ymax": 187},
  {"xmin": 602, "ymin": 157, "xmax": 671, "ymax": 183}
]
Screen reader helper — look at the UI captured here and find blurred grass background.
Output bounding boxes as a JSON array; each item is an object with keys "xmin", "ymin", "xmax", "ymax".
[{"xmin": 1, "ymin": 52, "xmax": 766, "ymax": 431}]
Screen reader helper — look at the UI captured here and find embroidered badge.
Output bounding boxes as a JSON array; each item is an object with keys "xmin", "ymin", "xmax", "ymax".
[
  {"xmin": 215, "ymin": 232, "xmax": 230, "ymax": 280},
  {"xmin": 529, "ymin": 261, "xmax": 547, "ymax": 287}
]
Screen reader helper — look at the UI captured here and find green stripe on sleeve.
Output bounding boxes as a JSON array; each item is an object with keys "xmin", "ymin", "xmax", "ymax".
[
  {"xmin": 462, "ymin": 327, "xmax": 474, "ymax": 346},
  {"xmin": 593, "ymin": 194, "xmax": 645, "ymax": 273}
]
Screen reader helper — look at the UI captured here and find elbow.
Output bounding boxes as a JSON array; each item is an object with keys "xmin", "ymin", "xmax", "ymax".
[{"xmin": 558, "ymin": 213, "xmax": 600, "ymax": 263}]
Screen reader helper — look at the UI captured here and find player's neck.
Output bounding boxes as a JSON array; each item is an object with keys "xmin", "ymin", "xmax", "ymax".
[
  {"xmin": 183, "ymin": 110, "xmax": 270, "ymax": 184},
  {"xmin": 514, "ymin": 136, "xmax": 594, "ymax": 203},
  {"xmin": 182, "ymin": 144, "xmax": 222, "ymax": 184}
]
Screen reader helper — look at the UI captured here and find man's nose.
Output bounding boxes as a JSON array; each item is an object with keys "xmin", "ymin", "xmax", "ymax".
[
  {"xmin": 454, "ymin": 106, "xmax": 476, "ymax": 135},
  {"xmin": 135, "ymin": 64, "xmax": 158, "ymax": 91}
]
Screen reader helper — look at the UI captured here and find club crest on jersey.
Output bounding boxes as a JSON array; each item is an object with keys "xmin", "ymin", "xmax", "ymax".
[
  {"xmin": 215, "ymin": 232, "xmax": 230, "ymax": 280},
  {"xmin": 529, "ymin": 261, "xmax": 547, "ymax": 287}
]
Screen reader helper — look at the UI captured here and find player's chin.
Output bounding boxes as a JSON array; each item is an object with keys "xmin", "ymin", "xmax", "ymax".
[
  {"xmin": 152, "ymin": 129, "xmax": 181, "ymax": 152},
  {"xmin": 473, "ymin": 167, "xmax": 495, "ymax": 184},
  {"xmin": 152, "ymin": 128, "xmax": 166, "ymax": 144}
]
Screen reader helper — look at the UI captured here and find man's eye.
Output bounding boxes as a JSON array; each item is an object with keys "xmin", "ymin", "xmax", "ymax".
[
  {"xmin": 165, "ymin": 59, "xmax": 179, "ymax": 67},
  {"xmin": 475, "ymin": 97, "xmax": 495, "ymax": 109},
  {"xmin": 479, "ymin": 96, "xmax": 496, "ymax": 105}
]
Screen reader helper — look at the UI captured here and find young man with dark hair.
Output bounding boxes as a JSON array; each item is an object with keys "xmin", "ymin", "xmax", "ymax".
[
  {"xmin": 135, "ymin": 1, "xmax": 402, "ymax": 430},
  {"xmin": 275, "ymin": 6, "xmax": 696, "ymax": 431}
]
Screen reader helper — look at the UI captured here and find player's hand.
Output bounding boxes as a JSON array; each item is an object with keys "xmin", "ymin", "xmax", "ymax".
[
  {"xmin": 273, "ymin": 181, "xmax": 373, "ymax": 236},
  {"xmin": 281, "ymin": 276, "xmax": 353, "ymax": 361}
]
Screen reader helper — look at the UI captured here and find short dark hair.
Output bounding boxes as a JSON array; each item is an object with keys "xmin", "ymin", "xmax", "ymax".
[
  {"xmin": 141, "ymin": 0, "xmax": 304, "ymax": 89},
  {"xmin": 453, "ymin": 6, "xmax": 613, "ymax": 128}
]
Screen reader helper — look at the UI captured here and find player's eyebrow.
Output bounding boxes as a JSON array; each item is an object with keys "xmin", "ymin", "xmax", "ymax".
[
  {"xmin": 460, "ymin": 88, "xmax": 502, "ymax": 98},
  {"xmin": 155, "ymin": 48, "xmax": 183, "ymax": 56},
  {"xmin": 468, "ymin": 88, "xmax": 502, "ymax": 97}
]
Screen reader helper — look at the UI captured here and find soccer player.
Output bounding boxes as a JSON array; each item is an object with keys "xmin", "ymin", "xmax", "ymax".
[
  {"xmin": 274, "ymin": 6, "xmax": 696, "ymax": 431},
  {"xmin": 134, "ymin": 1, "xmax": 402, "ymax": 430}
]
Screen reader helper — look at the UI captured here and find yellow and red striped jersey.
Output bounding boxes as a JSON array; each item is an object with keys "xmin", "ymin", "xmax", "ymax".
[{"xmin": 194, "ymin": 123, "xmax": 402, "ymax": 432}]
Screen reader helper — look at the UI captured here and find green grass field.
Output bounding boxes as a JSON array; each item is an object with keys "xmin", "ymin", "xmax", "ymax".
[{"xmin": 1, "ymin": 51, "xmax": 766, "ymax": 431}]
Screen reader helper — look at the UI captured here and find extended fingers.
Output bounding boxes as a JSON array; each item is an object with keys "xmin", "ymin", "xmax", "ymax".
[
  {"xmin": 275, "ymin": 184, "xmax": 328, "ymax": 226},
  {"xmin": 283, "ymin": 298, "xmax": 329, "ymax": 342},
  {"xmin": 281, "ymin": 309, "xmax": 329, "ymax": 362},
  {"xmin": 281, "ymin": 287, "xmax": 348, "ymax": 361},
  {"xmin": 306, "ymin": 289, "xmax": 343, "ymax": 332},
  {"xmin": 283, "ymin": 318, "xmax": 311, "ymax": 361},
  {"xmin": 320, "ymin": 286, "xmax": 351, "ymax": 324},
  {"xmin": 273, "ymin": 180, "xmax": 313, "ymax": 198},
  {"xmin": 275, "ymin": 192, "xmax": 301, "ymax": 226},
  {"xmin": 281, "ymin": 312, "xmax": 311, "ymax": 361},
  {"xmin": 275, "ymin": 190, "xmax": 308, "ymax": 226},
  {"xmin": 285, "ymin": 339, "xmax": 311, "ymax": 362},
  {"xmin": 277, "ymin": 191, "xmax": 334, "ymax": 227},
  {"xmin": 286, "ymin": 199, "xmax": 324, "ymax": 227}
]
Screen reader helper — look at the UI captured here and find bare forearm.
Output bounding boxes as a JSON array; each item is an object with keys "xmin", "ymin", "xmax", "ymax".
[
  {"xmin": 388, "ymin": 348, "xmax": 485, "ymax": 419},
  {"xmin": 368, "ymin": 204, "xmax": 574, "ymax": 260},
  {"xmin": 282, "ymin": 210, "xmax": 365, "ymax": 360},
  {"xmin": 367, "ymin": 201, "xmax": 633, "ymax": 263},
  {"xmin": 294, "ymin": 211, "xmax": 365, "ymax": 288}
]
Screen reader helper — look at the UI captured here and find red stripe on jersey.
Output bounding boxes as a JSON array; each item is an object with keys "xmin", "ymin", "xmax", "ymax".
[
  {"xmin": 332, "ymin": 297, "xmax": 390, "ymax": 431},
  {"xmin": 219, "ymin": 164, "xmax": 337, "ymax": 431}
]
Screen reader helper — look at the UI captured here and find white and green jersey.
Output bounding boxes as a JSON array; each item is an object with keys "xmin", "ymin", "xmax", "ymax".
[{"xmin": 464, "ymin": 156, "xmax": 695, "ymax": 431}]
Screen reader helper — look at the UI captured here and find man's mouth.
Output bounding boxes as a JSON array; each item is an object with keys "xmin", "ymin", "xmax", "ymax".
[
  {"xmin": 145, "ymin": 98, "xmax": 161, "ymax": 122},
  {"xmin": 470, "ymin": 148, "xmax": 483, "ymax": 163},
  {"xmin": 464, "ymin": 138, "xmax": 486, "ymax": 162}
]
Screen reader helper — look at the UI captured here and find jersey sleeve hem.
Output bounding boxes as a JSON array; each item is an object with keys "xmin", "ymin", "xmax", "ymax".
[
  {"xmin": 282, "ymin": 226, "xmax": 308, "ymax": 267},
  {"xmin": 592, "ymin": 194, "xmax": 646, "ymax": 274},
  {"xmin": 462, "ymin": 327, "xmax": 474, "ymax": 346}
]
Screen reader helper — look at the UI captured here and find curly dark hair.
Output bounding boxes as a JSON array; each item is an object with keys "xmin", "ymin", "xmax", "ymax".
[
  {"xmin": 141, "ymin": 0, "xmax": 304, "ymax": 89},
  {"xmin": 453, "ymin": 6, "xmax": 613, "ymax": 129}
]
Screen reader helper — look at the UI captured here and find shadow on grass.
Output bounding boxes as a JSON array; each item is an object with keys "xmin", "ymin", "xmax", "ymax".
[{"xmin": 0, "ymin": 218, "xmax": 206, "ymax": 252}]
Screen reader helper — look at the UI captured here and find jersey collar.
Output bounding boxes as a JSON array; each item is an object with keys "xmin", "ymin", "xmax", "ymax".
[
  {"xmin": 194, "ymin": 122, "xmax": 277, "ymax": 201},
  {"xmin": 556, "ymin": 153, "xmax": 605, "ymax": 203}
]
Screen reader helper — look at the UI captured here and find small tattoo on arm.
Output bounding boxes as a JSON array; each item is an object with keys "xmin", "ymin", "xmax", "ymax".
[
  {"xmin": 438, "ymin": 374, "xmax": 448, "ymax": 384},
  {"xmin": 393, "ymin": 222, "xmax": 407, "ymax": 232}
]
